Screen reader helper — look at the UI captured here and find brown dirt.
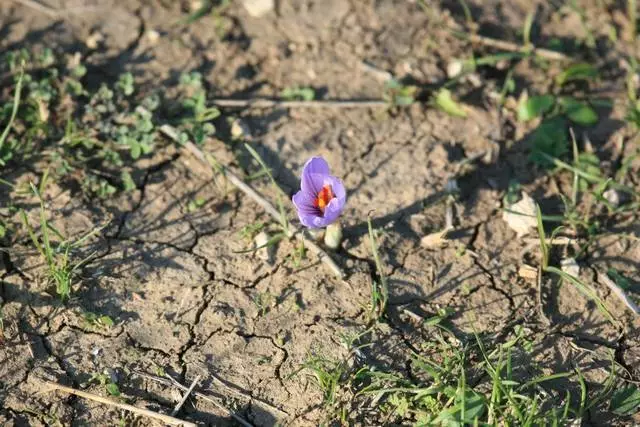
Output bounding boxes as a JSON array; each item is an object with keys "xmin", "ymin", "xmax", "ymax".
[{"xmin": 1, "ymin": 0, "xmax": 640, "ymax": 426}]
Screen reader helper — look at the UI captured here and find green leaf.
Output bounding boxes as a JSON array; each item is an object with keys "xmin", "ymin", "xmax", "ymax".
[
  {"xmin": 105, "ymin": 382, "xmax": 121, "ymax": 397},
  {"xmin": 574, "ymin": 152, "xmax": 601, "ymax": 190},
  {"xmin": 435, "ymin": 389, "xmax": 486, "ymax": 425},
  {"xmin": 130, "ymin": 143, "xmax": 141, "ymax": 159},
  {"xmin": 121, "ymin": 171, "xmax": 136, "ymax": 192},
  {"xmin": 99, "ymin": 315, "xmax": 114, "ymax": 327},
  {"xmin": 517, "ymin": 94, "xmax": 555, "ymax": 122},
  {"xmin": 457, "ymin": 390, "xmax": 486, "ymax": 422},
  {"xmin": 559, "ymin": 97, "xmax": 598, "ymax": 125},
  {"xmin": 610, "ymin": 386, "xmax": 640, "ymax": 415},
  {"xmin": 556, "ymin": 63, "xmax": 598, "ymax": 86},
  {"xmin": 281, "ymin": 87, "xmax": 315, "ymax": 101},
  {"xmin": 528, "ymin": 116, "xmax": 568, "ymax": 167},
  {"xmin": 434, "ymin": 89, "xmax": 467, "ymax": 118}
]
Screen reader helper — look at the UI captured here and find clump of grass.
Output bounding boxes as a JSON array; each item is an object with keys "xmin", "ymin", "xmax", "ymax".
[
  {"xmin": 353, "ymin": 323, "xmax": 618, "ymax": 425},
  {"xmin": 20, "ymin": 171, "xmax": 99, "ymax": 300},
  {"xmin": 299, "ymin": 353, "xmax": 354, "ymax": 423},
  {"xmin": 367, "ymin": 217, "xmax": 388, "ymax": 323}
]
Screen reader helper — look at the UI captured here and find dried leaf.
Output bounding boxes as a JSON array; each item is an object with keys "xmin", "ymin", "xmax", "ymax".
[
  {"xmin": 503, "ymin": 192, "xmax": 537, "ymax": 237},
  {"xmin": 518, "ymin": 264, "xmax": 538, "ymax": 280},
  {"xmin": 421, "ymin": 229, "xmax": 449, "ymax": 248}
]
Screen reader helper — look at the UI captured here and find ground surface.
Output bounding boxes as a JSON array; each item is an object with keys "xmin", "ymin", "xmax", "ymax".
[{"xmin": 1, "ymin": 0, "xmax": 640, "ymax": 426}]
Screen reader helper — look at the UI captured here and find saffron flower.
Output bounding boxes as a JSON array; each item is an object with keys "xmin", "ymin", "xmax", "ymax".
[{"xmin": 292, "ymin": 157, "xmax": 346, "ymax": 228}]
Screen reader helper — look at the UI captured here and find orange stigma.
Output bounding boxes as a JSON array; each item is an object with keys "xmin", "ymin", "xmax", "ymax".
[{"xmin": 313, "ymin": 184, "xmax": 334, "ymax": 212}]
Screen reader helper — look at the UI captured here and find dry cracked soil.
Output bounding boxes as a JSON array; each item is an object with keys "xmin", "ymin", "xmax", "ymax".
[{"xmin": 1, "ymin": 0, "xmax": 640, "ymax": 426}]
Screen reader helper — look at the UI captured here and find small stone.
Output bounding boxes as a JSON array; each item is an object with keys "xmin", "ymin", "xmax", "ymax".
[
  {"xmin": 560, "ymin": 257, "xmax": 580, "ymax": 278},
  {"xmin": 230, "ymin": 118, "xmax": 251, "ymax": 140},
  {"xmin": 85, "ymin": 31, "xmax": 104, "ymax": 49},
  {"xmin": 146, "ymin": 29, "xmax": 160, "ymax": 45},
  {"xmin": 447, "ymin": 60, "xmax": 464, "ymax": 78},
  {"xmin": 242, "ymin": 0, "xmax": 274, "ymax": 17},
  {"xmin": 603, "ymin": 189, "xmax": 620, "ymax": 208}
]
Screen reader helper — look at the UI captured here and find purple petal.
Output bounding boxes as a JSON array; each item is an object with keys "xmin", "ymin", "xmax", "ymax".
[
  {"xmin": 301, "ymin": 157, "xmax": 330, "ymax": 195},
  {"xmin": 298, "ymin": 211, "xmax": 321, "ymax": 228},
  {"xmin": 292, "ymin": 190, "xmax": 317, "ymax": 215},
  {"xmin": 316, "ymin": 197, "xmax": 345, "ymax": 226},
  {"xmin": 324, "ymin": 176, "xmax": 346, "ymax": 204}
]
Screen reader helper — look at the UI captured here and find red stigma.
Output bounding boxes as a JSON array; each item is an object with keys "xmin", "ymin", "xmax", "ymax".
[{"xmin": 313, "ymin": 184, "xmax": 334, "ymax": 212}]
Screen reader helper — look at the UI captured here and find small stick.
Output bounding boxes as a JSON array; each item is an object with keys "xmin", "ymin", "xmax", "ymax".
[
  {"xmin": 463, "ymin": 33, "xmax": 571, "ymax": 62},
  {"xmin": 171, "ymin": 374, "xmax": 201, "ymax": 416},
  {"xmin": 524, "ymin": 237, "xmax": 577, "ymax": 246},
  {"xmin": 157, "ymin": 124, "xmax": 346, "ymax": 278},
  {"xmin": 9, "ymin": 0, "xmax": 59, "ymax": 18},
  {"xmin": 40, "ymin": 380, "xmax": 197, "ymax": 427},
  {"xmin": 597, "ymin": 271, "xmax": 640, "ymax": 315},
  {"xmin": 206, "ymin": 371, "xmax": 289, "ymax": 417},
  {"xmin": 132, "ymin": 371, "xmax": 256, "ymax": 427},
  {"xmin": 209, "ymin": 98, "xmax": 387, "ymax": 109},
  {"xmin": 358, "ymin": 61, "xmax": 394, "ymax": 82}
]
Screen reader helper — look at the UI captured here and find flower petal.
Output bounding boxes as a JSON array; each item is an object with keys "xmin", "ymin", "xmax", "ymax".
[
  {"xmin": 292, "ymin": 190, "xmax": 317, "ymax": 214},
  {"xmin": 293, "ymin": 190, "xmax": 322, "ymax": 228},
  {"xmin": 319, "ymin": 197, "xmax": 345, "ymax": 226},
  {"xmin": 324, "ymin": 176, "xmax": 346, "ymax": 204},
  {"xmin": 301, "ymin": 157, "xmax": 330, "ymax": 195}
]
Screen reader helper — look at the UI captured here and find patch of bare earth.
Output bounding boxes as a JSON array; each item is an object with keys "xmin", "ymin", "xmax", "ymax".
[{"xmin": 1, "ymin": 0, "xmax": 639, "ymax": 426}]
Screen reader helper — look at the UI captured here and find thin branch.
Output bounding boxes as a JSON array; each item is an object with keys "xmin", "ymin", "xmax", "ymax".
[
  {"xmin": 460, "ymin": 33, "xmax": 571, "ymax": 61},
  {"xmin": 131, "ymin": 371, "xmax": 255, "ymax": 427},
  {"xmin": 206, "ymin": 371, "xmax": 290, "ymax": 417},
  {"xmin": 9, "ymin": 0, "xmax": 59, "ymax": 18},
  {"xmin": 157, "ymin": 124, "xmax": 346, "ymax": 278},
  {"xmin": 171, "ymin": 374, "xmax": 201, "ymax": 416},
  {"xmin": 209, "ymin": 98, "xmax": 387, "ymax": 109},
  {"xmin": 597, "ymin": 271, "xmax": 640, "ymax": 315},
  {"xmin": 39, "ymin": 380, "xmax": 197, "ymax": 427}
]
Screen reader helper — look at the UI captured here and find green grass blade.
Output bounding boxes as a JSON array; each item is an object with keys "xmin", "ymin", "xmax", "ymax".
[
  {"xmin": 535, "ymin": 204, "xmax": 548, "ymax": 270},
  {"xmin": 0, "ymin": 68, "xmax": 24, "ymax": 154},
  {"xmin": 244, "ymin": 143, "xmax": 289, "ymax": 233}
]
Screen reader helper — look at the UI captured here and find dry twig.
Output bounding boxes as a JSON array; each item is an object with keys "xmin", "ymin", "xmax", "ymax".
[
  {"xmin": 9, "ymin": 0, "xmax": 59, "ymax": 18},
  {"xmin": 40, "ymin": 380, "xmax": 196, "ymax": 427},
  {"xmin": 171, "ymin": 374, "xmax": 201, "ymax": 416},
  {"xmin": 464, "ymin": 33, "xmax": 571, "ymax": 61},
  {"xmin": 209, "ymin": 98, "xmax": 387, "ymax": 109},
  {"xmin": 157, "ymin": 124, "xmax": 346, "ymax": 278},
  {"xmin": 132, "ymin": 370, "xmax": 256, "ymax": 427}
]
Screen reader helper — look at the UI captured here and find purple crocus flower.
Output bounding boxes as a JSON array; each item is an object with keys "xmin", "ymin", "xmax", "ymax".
[{"xmin": 292, "ymin": 157, "xmax": 346, "ymax": 228}]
